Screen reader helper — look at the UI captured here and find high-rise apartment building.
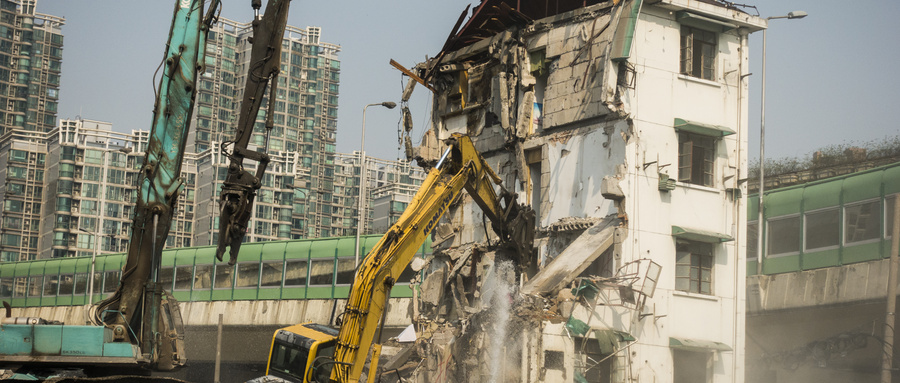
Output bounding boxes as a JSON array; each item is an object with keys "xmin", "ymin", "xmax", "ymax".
[
  {"xmin": 0, "ymin": 0, "xmax": 64, "ymax": 135},
  {"xmin": 191, "ymin": 20, "xmax": 342, "ymax": 244},
  {"xmin": 38, "ymin": 119, "xmax": 197, "ymax": 260},
  {"xmin": 4, "ymin": 116, "xmax": 425, "ymax": 262},
  {"xmin": 334, "ymin": 153, "xmax": 426, "ymax": 236},
  {"xmin": 0, "ymin": 128, "xmax": 47, "ymax": 261},
  {"xmin": 0, "ymin": 0, "xmax": 63, "ymax": 262},
  {"xmin": 2, "ymin": 12, "xmax": 426, "ymax": 261}
]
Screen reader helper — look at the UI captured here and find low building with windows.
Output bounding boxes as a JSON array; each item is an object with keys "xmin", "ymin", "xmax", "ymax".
[
  {"xmin": 746, "ymin": 160, "xmax": 900, "ymax": 383},
  {"xmin": 398, "ymin": 1, "xmax": 764, "ymax": 382},
  {"xmin": 333, "ymin": 153, "xmax": 426, "ymax": 236}
]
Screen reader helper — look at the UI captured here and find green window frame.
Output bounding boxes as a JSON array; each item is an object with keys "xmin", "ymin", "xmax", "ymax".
[
  {"xmin": 680, "ymin": 25, "xmax": 717, "ymax": 81},
  {"xmin": 675, "ymin": 241, "xmax": 713, "ymax": 295},
  {"xmin": 677, "ymin": 132, "xmax": 715, "ymax": 187}
]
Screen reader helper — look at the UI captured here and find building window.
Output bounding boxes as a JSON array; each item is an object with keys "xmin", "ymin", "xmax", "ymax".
[
  {"xmin": 675, "ymin": 241, "xmax": 713, "ymax": 295},
  {"xmin": 888, "ymin": 195, "xmax": 897, "ymax": 239},
  {"xmin": 767, "ymin": 215, "xmax": 800, "ymax": 256},
  {"xmin": 391, "ymin": 201, "xmax": 408, "ymax": 214},
  {"xmin": 804, "ymin": 208, "xmax": 840, "ymax": 251},
  {"xmin": 526, "ymin": 147, "xmax": 543, "ymax": 221},
  {"xmin": 673, "ymin": 350, "xmax": 710, "ymax": 383},
  {"xmin": 677, "ymin": 132, "xmax": 715, "ymax": 187},
  {"xmin": 746, "ymin": 221, "xmax": 758, "ymax": 260},
  {"xmin": 845, "ymin": 199, "xmax": 881, "ymax": 244},
  {"xmin": 680, "ymin": 26, "xmax": 716, "ymax": 80}
]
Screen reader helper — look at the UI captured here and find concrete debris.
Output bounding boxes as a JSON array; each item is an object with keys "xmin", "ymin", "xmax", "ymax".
[
  {"xmin": 396, "ymin": 324, "xmax": 417, "ymax": 343},
  {"xmin": 546, "ymin": 216, "xmax": 603, "ymax": 233},
  {"xmin": 410, "ymin": 256, "xmax": 429, "ymax": 272},
  {"xmin": 523, "ymin": 216, "xmax": 620, "ymax": 296},
  {"xmin": 600, "ymin": 175, "xmax": 624, "ymax": 200},
  {"xmin": 419, "ymin": 264, "xmax": 447, "ymax": 316},
  {"xmin": 432, "ymin": 223, "xmax": 456, "ymax": 247}
]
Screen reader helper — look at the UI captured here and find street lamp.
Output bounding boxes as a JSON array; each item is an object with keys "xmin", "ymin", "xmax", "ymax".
[
  {"xmin": 76, "ymin": 226, "xmax": 100, "ymax": 317},
  {"xmin": 758, "ymin": 11, "xmax": 807, "ymax": 275},
  {"xmin": 355, "ymin": 102, "xmax": 397, "ymax": 267}
]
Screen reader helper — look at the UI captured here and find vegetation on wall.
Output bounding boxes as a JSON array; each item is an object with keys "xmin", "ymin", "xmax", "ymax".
[{"xmin": 748, "ymin": 135, "xmax": 900, "ymax": 179}]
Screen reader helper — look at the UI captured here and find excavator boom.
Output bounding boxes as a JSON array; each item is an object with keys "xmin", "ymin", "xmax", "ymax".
[
  {"xmin": 0, "ymin": 0, "xmax": 220, "ymax": 372},
  {"xmin": 259, "ymin": 134, "xmax": 534, "ymax": 383},
  {"xmin": 216, "ymin": 0, "xmax": 291, "ymax": 265}
]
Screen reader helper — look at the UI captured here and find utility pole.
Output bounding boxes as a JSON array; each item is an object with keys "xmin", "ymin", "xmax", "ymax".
[{"xmin": 883, "ymin": 197, "xmax": 900, "ymax": 383}]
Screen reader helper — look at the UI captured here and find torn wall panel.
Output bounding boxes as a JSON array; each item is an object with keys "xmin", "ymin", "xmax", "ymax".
[
  {"xmin": 523, "ymin": 216, "xmax": 619, "ymax": 295},
  {"xmin": 543, "ymin": 123, "xmax": 627, "ymax": 225}
]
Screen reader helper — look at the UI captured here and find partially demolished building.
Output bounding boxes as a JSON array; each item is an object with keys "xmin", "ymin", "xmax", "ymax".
[{"xmin": 390, "ymin": 1, "xmax": 764, "ymax": 382}]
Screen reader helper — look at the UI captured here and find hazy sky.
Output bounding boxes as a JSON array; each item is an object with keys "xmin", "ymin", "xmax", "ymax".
[{"xmin": 37, "ymin": 0, "xmax": 900, "ymax": 163}]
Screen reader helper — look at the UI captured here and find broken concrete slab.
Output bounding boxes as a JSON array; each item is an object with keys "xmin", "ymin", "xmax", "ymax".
[{"xmin": 523, "ymin": 216, "xmax": 619, "ymax": 295}]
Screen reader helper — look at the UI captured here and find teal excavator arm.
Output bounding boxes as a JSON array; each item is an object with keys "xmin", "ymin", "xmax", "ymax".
[
  {"xmin": 0, "ymin": 0, "xmax": 219, "ymax": 373},
  {"xmin": 87, "ymin": 0, "xmax": 221, "ymax": 369}
]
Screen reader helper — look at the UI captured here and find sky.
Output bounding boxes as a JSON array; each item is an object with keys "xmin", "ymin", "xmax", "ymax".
[{"xmin": 36, "ymin": 0, "xmax": 900, "ymax": 163}]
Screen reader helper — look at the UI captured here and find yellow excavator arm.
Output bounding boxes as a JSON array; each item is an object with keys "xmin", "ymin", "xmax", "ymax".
[
  {"xmin": 328, "ymin": 133, "xmax": 533, "ymax": 382},
  {"xmin": 259, "ymin": 134, "xmax": 533, "ymax": 383}
]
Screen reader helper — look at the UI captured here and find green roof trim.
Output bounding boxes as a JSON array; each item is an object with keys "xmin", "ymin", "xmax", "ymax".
[
  {"xmin": 594, "ymin": 329, "xmax": 636, "ymax": 355},
  {"xmin": 674, "ymin": 118, "xmax": 735, "ymax": 137},
  {"xmin": 566, "ymin": 317, "xmax": 591, "ymax": 336},
  {"xmin": 669, "ymin": 337, "xmax": 732, "ymax": 351},
  {"xmin": 672, "ymin": 226, "xmax": 734, "ymax": 243},
  {"xmin": 610, "ymin": 0, "xmax": 644, "ymax": 62},
  {"xmin": 676, "ymin": 11, "xmax": 737, "ymax": 32}
]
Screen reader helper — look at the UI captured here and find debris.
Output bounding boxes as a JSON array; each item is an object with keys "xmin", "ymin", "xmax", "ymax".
[
  {"xmin": 396, "ymin": 324, "xmax": 417, "ymax": 343},
  {"xmin": 523, "ymin": 216, "xmax": 619, "ymax": 295}
]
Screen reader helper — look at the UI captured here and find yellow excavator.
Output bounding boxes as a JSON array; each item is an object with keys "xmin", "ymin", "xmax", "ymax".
[{"xmin": 256, "ymin": 133, "xmax": 534, "ymax": 383}]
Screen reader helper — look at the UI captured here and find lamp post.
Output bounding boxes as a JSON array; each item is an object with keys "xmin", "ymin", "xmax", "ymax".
[
  {"xmin": 292, "ymin": 187, "xmax": 309, "ymax": 239},
  {"xmin": 76, "ymin": 226, "xmax": 100, "ymax": 313},
  {"xmin": 355, "ymin": 102, "xmax": 397, "ymax": 267},
  {"xmin": 757, "ymin": 10, "xmax": 807, "ymax": 275}
]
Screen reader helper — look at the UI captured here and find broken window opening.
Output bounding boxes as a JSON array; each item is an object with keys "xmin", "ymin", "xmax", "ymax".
[
  {"xmin": 531, "ymin": 50, "xmax": 548, "ymax": 134},
  {"xmin": 544, "ymin": 350, "xmax": 566, "ymax": 381},
  {"xmin": 677, "ymin": 132, "xmax": 715, "ymax": 187},
  {"xmin": 675, "ymin": 241, "xmax": 713, "ymax": 295},
  {"xmin": 680, "ymin": 26, "xmax": 717, "ymax": 81},
  {"xmin": 673, "ymin": 349, "xmax": 711, "ymax": 383},
  {"xmin": 844, "ymin": 199, "xmax": 882, "ymax": 244},
  {"xmin": 574, "ymin": 336, "xmax": 614, "ymax": 383},
  {"xmin": 746, "ymin": 221, "xmax": 758, "ymax": 261},
  {"xmin": 616, "ymin": 61, "xmax": 636, "ymax": 90},
  {"xmin": 525, "ymin": 147, "xmax": 543, "ymax": 226}
]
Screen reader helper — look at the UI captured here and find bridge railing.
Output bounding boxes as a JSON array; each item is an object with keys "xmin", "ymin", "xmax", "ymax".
[
  {"xmin": 0, "ymin": 234, "xmax": 430, "ymax": 307},
  {"xmin": 748, "ymin": 161, "xmax": 900, "ymax": 275}
]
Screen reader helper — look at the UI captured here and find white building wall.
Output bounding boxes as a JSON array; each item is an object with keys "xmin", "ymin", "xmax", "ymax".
[
  {"xmin": 406, "ymin": 1, "xmax": 761, "ymax": 382},
  {"xmin": 612, "ymin": 5, "xmax": 754, "ymax": 382}
]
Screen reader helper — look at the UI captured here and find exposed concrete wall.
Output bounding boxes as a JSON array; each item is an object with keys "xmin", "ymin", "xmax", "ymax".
[
  {"xmin": 398, "ymin": 1, "xmax": 762, "ymax": 382},
  {"xmin": 746, "ymin": 301, "xmax": 888, "ymax": 383},
  {"xmin": 748, "ymin": 259, "xmax": 892, "ymax": 314}
]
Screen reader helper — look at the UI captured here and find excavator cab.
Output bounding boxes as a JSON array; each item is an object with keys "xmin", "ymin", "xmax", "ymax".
[{"xmin": 265, "ymin": 323, "xmax": 339, "ymax": 382}]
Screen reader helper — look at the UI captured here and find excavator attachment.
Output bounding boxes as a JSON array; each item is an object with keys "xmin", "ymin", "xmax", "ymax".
[
  {"xmin": 258, "ymin": 134, "xmax": 535, "ymax": 383},
  {"xmin": 215, "ymin": 0, "xmax": 291, "ymax": 265}
]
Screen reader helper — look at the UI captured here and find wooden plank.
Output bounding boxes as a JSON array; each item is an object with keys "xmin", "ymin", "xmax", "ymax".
[{"xmin": 389, "ymin": 59, "xmax": 436, "ymax": 93}]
